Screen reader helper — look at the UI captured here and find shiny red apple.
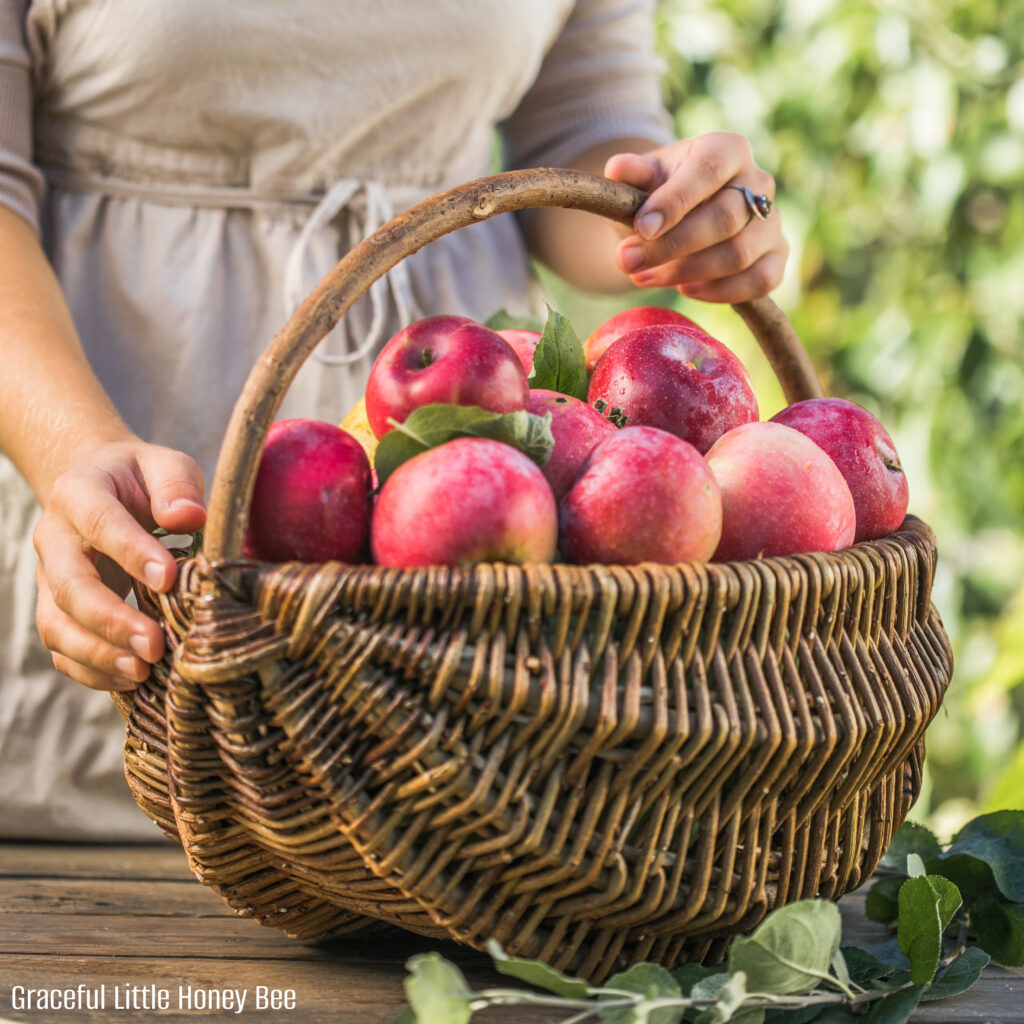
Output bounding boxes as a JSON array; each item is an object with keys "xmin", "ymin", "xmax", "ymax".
[
  {"xmin": 583, "ymin": 305, "xmax": 705, "ymax": 372},
  {"xmin": 497, "ymin": 328, "xmax": 541, "ymax": 376},
  {"xmin": 527, "ymin": 389, "xmax": 616, "ymax": 502},
  {"xmin": 365, "ymin": 315, "xmax": 529, "ymax": 438},
  {"xmin": 587, "ymin": 323, "xmax": 759, "ymax": 453},
  {"xmin": 244, "ymin": 419, "xmax": 372, "ymax": 563},
  {"xmin": 705, "ymin": 421, "xmax": 856, "ymax": 561},
  {"xmin": 371, "ymin": 438, "xmax": 557, "ymax": 567},
  {"xmin": 770, "ymin": 398, "xmax": 909, "ymax": 542},
  {"xmin": 560, "ymin": 426, "xmax": 722, "ymax": 564}
]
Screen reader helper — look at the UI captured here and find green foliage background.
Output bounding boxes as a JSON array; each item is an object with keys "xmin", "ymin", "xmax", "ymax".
[{"xmin": 544, "ymin": 0, "xmax": 1024, "ymax": 836}]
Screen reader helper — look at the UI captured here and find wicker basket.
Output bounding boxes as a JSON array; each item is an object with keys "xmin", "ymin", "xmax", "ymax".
[{"xmin": 113, "ymin": 168, "xmax": 953, "ymax": 983}]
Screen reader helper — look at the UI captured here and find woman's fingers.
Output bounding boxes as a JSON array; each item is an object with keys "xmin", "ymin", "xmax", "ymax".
[
  {"xmin": 33, "ymin": 520, "xmax": 166, "ymax": 665},
  {"xmin": 36, "ymin": 567, "xmax": 151, "ymax": 691},
  {"xmin": 608, "ymin": 133, "xmax": 754, "ymax": 238},
  {"xmin": 33, "ymin": 441, "xmax": 206, "ymax": 688},
  {"xmin": 44, "ymin": 469, "xmax": 179, "ymax": 593},
  {"xmin": 603, "ymin": 132, "xmax": 786, "ymax": 301},
  {"xmin": 138, "ymin": 446, "xmax": 206, "ymax": 535},
  {"xmin": 680, "ymin": 249, "xmax": 789, "ymax": 304},
  {"xmin": 624, "ymin": 216, "xmax": 784, "ymax": 289}
]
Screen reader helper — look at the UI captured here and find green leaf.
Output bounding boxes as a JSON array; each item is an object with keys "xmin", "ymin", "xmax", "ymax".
[
  {"xmin": 600, "ymin": 962, "xmax": 684, "ymax": 1024},
  {"xmin": 934, "ymin": 810, "xmax": 1024, "ymax": 902},
  {"xmin": 969, "ymin": 895, "xmax": 1024, "ymax": 966},
  {"xmin": 682, "ymin": 973, "xmax": 732, "ymax": 1024},
  {"xmin": 896, "ymin": 875, "xmax": 963, "ymax": 984},
  {"xmin": 693, "ymin": 972, "xmax": 751, "ymax": 1024},
  {"xmin": 389, "ymin": 1006, "xmax": 418, "ymax": 1024},
  {"xmin": 373, "ymin": 403, "xmax": 555, "ymax": 484},
  {"xmin": 864, "ymin": 877, "xmax": 904, "ymax": 926},
  {"xmin": 485, "ymin": 308, "xmax": 543, "ymax": 334},
  {"xmin": 921, "ymin": 946, "xmax": 990, "ymax": 1001},
  {"xmin": 839, "ymin": 946, "xmax": 896, "ymax": 987},
  {"xmin": 764, "ymin": 1006, "xmax": 829, "ymax": 1024},
  {"xmin": 905, "ymin": 854, "xmax": 926, "ymax": 879},
  {"xmin": 529, "ymin": 307, "xmax": 588, "ymax": 399},
  {"xmin": 728, "ymin": 900, "xmax": 842, "ymax": 996},
  {"xmin": 671, "ymin": 962, "xmax": 727, "ymax": 995},
  {"xmin": 804, "ymin": 1009, "xmax": 858, "ymax": 1023},
  {"xmin": 926, "ymin": 853, "xmax": 996, "ymax": 904},
  {"xmin": 403, "ymin": 952, "xmax": 472, "ymax": 1024},
  {"xmin": 881, "ymin": 822, "xmax": 942, "ymax": 873},
  {"xmin": 862, "ymin": 985, "xmax": 925, "ymax": 1024},
  {"xmin": 487, "ymin": 940, "xmax": 590, "ymax": 999}
]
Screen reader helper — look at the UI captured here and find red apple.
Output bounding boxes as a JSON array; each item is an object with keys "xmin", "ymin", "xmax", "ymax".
[
  {"xmin": 527, "ymin": 389, "xmax": 617, "ymax": 502},
  {"xmin": 587, "ymin": 323, "xmax": 759, "ymax": 453},
  {"xmin": 365, "ymin": 315, "xmax": 529, "ymax": 438},
  {"xmin": 560, "ymin": 426, "xmax": 722, "ymax": 565},
  {"xmin": 705, "ymin": 421, "xmax": 856, "ymax": 561},
  {"xmin": 244, "ymin": 419, "xmax": 372, "ymax": 563},
  {"xmin": 497, "ymin": 328, "xmax": 541, "ymax": 376},
  {"xmin": 371, "ymin": 438, "xmax": 557, "ymax": 567},
  {"xmin": 584, "ymin": 305, "xmax": 707, "ymax": 372},
  {"xmin": 770, "ymin": 398, "xmax": 909, "ymax": 542}
]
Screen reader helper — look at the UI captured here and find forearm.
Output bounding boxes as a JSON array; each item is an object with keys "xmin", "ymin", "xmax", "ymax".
[
  {"xmin": 521, "ymin": 136, "xmax": 661, "ymax": 295},
  {"xmin": 0, "ymin": 205, "xmax": 133, "ymax": 503}
]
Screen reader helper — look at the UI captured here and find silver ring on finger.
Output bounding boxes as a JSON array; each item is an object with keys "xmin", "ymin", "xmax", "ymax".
[{"xmin": 724, "ymin": 184, "xmax": 773, "ymax": 222}]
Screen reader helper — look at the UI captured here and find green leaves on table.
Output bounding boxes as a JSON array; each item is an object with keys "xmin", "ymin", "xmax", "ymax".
[
  {"xmin": 403, "ymin": 952, "xmax": 473, "ymax": 1024},
  {"xmin": 896, "ymin": 875, "xmax": 961, "ymax": 983},
  {"xmin": 393, "ymin": 810, "xmax": 1023, "ymax": 1024},
  {"xmin": 866, "ymin": 810, "xmax": 1024, "ymax": 967},
  {"xmin": 374, "ymin": 403, "xmax": 554, "ymax": 485},
  {"xmin": 728, "ymin": 901, "xmax": 843, "ymax": 997}
]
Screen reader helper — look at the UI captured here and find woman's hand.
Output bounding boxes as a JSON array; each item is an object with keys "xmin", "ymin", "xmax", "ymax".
[
  {"xmin": 604, "ymin": 131, "xmax": 789, "ymax": 303},
  {"xmin": 32, "ymin": 442, "xmax": 206, "ymax": 692}
]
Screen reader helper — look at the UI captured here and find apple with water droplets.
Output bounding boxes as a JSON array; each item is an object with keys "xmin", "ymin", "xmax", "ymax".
[{"xmin": 587, "ymin": 323, "xmax": 759, "ymax": 454}]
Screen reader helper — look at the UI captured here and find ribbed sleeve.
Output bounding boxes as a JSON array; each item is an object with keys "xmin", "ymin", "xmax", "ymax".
[
  {"xmin": 501, "ymin": 0, "xmax": 674, "ymax": 171},
  {"xmin": 0, "ymin": 0, "xmax": 42, "ymax": 232}
]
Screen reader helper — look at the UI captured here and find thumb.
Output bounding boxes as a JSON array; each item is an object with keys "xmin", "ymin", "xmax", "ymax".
[
  {"xmin": 604, "ymin": 152, "xmax": 665, "ymax": 193},
  {"xmin": 138, "ymin": 446, "xmax": 207, "ymax": 534}
]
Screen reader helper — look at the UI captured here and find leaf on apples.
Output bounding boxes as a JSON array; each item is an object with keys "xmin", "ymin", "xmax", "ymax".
[
  {"xmin": 374, "ymin": 403, "xmax": 555, "ymax": 485},
  {"xmin": 529, "ymin": 307, "xmax": 588, "ymax": 399},
  {"xmin": 485, "ymin": 308, "xmax": 544, "ymax": 334}
]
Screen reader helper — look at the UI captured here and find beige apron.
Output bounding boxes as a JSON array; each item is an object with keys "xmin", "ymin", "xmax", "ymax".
[{"xmin": 0, "ymin": 0, "xmax": 671, "ymax": 839}]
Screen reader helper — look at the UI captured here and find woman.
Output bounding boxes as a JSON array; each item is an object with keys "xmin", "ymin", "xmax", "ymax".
[{"xmin": 0, "ymin": 0, "xmax": 787, "ymax": 839}]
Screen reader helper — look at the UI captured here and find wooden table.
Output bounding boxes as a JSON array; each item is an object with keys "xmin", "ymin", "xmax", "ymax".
[{"xmin": 1, "ymin": 841, "xmax": 1021, "ymax": 1023}]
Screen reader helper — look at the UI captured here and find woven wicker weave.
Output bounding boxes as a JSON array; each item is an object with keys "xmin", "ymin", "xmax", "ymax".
[{"xmin": 113, "ymin": 169, "xmax": 953, "ymax": 983}]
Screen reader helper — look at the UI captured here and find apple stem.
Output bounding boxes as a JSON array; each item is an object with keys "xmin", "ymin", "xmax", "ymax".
[{"xmin": 421, "ymin": 347, "xmax": 435, "ymax": 368}]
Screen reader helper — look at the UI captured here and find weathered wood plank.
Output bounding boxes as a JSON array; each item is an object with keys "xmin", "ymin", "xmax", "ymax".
[
  {"xmin": 0, "ymin": 913, "xmax": 345, "ymax": 962},
  {"xmin": 1, "ymin": 843, "xmax": 1022, "ymax": 1023},
  {"xmin": 0, "ymin": 878, "xmax": 233, "ymax": 918},
  {"xmin": 0, "ymin": 953, "xmax": 561, "ymax": 1024},
  {"xmin": 0, "ymin": 843, "xmax": 189, "ymax": 881}
]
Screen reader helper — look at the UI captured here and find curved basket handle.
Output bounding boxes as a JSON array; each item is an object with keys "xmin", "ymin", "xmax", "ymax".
[{"xmin": 203, "ymin": 167, "xmax": 822, "ymax": 562}]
